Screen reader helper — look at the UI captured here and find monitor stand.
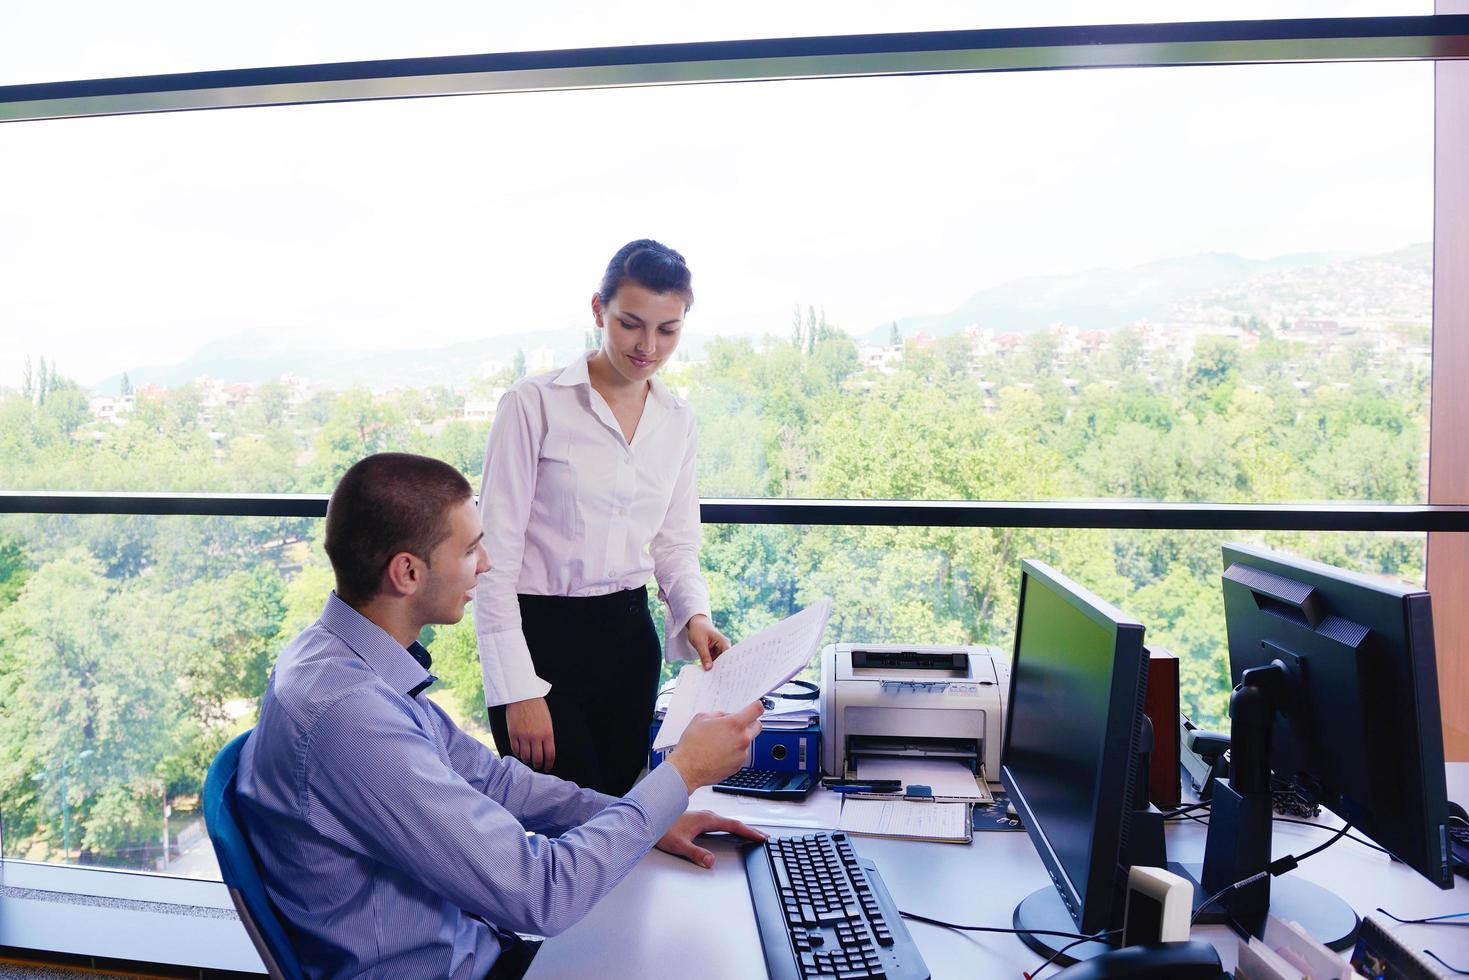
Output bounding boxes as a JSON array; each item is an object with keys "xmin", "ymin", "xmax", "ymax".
[
  {"xmin": 1012, "ymin": 859, "xmax": 1358, "ymax": 968},
  {"xmin": 1194, "ymin": 662, "xmax": 1361, "ymax": 950},
  {"xmin": 1177, "ymin": 861, "xmax": 1358, "ymax": 950},
  {"xmin": 1013, "ymin": 887, "xmax": 1118, "ymax": 964},
  {"xmin": 1190, "ymin": 776, "xmax": 1359, "ymax": 950}
]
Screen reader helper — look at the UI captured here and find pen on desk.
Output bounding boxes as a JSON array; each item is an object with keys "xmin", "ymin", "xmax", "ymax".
[
  {"xmin": 827, "ymin": 784, "xmax": 902, "ymax": 794},
  {"xmin": 822, "ymin": 778, "xmax": 901, "ymax": 788}
]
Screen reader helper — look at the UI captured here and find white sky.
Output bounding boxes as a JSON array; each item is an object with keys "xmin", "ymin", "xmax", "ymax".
[{"xmin": 0, "ymin": 1, "xmax": 1435, "ymax": 388}]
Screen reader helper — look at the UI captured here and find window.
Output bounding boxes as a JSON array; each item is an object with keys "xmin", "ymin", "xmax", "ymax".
[
  {"xmin": 1, "ymin": 63, "xmax": 1432, "ymax": 507},
  {"xmin": 0, "ymin": 11, "xmax": 1456, "ymax": 903}
]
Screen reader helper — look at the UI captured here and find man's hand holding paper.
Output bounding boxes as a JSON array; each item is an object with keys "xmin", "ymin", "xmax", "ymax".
[{"xmin": 653, "ymin": 598, "xmax": 833, "ymax": 752}]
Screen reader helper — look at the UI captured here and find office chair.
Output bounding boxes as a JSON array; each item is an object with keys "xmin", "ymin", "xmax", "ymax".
[{"xmin": 203, "ymin": 729, "xmax": 305, "ymax": 980}]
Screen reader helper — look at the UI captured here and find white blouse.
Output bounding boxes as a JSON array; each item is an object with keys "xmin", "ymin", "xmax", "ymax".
[{"xmin": 473, "ymin": 352, "xmax": 712, "ymax": 707}]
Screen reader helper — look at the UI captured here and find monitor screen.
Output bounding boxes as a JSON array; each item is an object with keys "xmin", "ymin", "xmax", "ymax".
[{"xmin": 1001, "ymin": 560, "xmax": 1149, "ymax": 934}]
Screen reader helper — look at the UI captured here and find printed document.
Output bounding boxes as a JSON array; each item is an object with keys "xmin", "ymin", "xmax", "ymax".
[
  {"xmin": 838, "ymin": 798, "xmax": 972, "ymax": 843},
  {"xmin": 652, "ymin": 598, "xmax": 833, "ymax": 751}
]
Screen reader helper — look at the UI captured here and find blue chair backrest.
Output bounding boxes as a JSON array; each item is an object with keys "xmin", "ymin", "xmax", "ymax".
[{"xmin": 204, "ymin": 729, "xmax": 306, "ymax": 980}]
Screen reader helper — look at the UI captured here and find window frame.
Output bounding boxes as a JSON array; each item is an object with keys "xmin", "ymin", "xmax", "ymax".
[{"xmin": 1, "ymin": 12, "xmax": 1467, "ymax": 973}]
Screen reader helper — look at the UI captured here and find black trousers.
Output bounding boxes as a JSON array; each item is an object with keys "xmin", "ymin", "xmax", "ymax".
[
  {"xmin": 484, "ymin": 933, "xmax": 541, "ymax": 980},
  {"xmin": 489, "ymin": 586, "xmax": 661, "ymax": 797}
]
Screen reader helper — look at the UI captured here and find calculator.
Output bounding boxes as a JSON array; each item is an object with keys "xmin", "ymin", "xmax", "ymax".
[{"xmin": 712, "ymin": 768, "xmax": 819, "ymax": 800}]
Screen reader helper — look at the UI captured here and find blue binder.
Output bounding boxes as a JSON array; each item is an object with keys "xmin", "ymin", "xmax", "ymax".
[{"xmin": 649, "ymin": 719, "xmax": 821, "ymax": 774}]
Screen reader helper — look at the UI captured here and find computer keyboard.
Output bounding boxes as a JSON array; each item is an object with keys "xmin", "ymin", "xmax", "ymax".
[
  {"xmin": 743, "ymin": 831, "xmax": 931, "ymax": 980},
  {"xmin": 714, "ymin": 768, "xmax": 818, "ymax": 800}
]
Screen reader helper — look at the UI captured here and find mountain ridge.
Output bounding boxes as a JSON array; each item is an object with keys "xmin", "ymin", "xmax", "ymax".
[{"xmin": 90, "ymin": 244, "xmax": 1431, "ymax": 393}]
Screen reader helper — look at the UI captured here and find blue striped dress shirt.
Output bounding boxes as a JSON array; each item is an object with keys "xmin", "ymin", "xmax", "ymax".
[{"xmin": 237, "ymin": 593, "xmax": 690, "ymax": 979}]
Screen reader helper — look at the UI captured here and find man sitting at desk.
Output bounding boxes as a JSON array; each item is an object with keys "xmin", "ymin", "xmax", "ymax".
[{"xmin": 238, "ymin": 452, "xmax": 765, "ymax": 980}]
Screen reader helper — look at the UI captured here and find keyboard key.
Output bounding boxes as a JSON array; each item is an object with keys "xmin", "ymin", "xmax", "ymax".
[{"xmin": 747, "ymin": 832, "xmax": 928, "ymax": 979}]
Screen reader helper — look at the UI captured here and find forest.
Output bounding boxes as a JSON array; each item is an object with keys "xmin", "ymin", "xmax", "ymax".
[{"xmin": 0, "ymin": 313, "xmax": 1428, "ymax": 873}]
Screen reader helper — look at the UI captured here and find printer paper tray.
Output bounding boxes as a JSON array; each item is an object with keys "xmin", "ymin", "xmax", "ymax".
[
  {"xmin": 847, "ymin": 735, "xmax": 979, "ymax": 762},
  {"xmin": 845, "ymin": 756, "xmax": 994, "ymax": 804}
]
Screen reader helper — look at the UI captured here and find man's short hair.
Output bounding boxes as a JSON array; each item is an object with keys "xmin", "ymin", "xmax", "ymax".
[{"xmin": 324, "ymin": 453, "xmax": 473, "ymax": 605}]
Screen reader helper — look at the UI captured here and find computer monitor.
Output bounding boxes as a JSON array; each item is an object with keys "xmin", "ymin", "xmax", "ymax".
[
  {"xmin": 1205, "ymin": 543, "xmax": 1453, "ymax": 944},
  {"xmin": 1000, "ymin": 559, "xmax": 1154, "ymax": 962}
]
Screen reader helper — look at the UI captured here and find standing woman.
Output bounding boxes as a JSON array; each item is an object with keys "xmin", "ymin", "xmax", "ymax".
[{"xmin": 474, "ymin": 239, "xmax": 731, "ymax": 796}]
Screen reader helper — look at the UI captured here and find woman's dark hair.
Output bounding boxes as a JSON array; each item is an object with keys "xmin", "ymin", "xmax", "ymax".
[
  {"xmin": 324, "ymin": 452, "xmax": 473, "ymax": 606},
  {"xmin": 598, "ymin": 239, "xmax": 694, "ymax": 310}
]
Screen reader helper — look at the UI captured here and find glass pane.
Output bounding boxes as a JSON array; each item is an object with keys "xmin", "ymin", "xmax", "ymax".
[
  {"xmin": 692, "ymin": 525, "xmax": 1426, "ymax": 734},
  {"xmin": 0, "ymin": 512, "xmax": 495, "ymax": 878},
  {"xmin": 0, "ymin": 2, "xmax": 1430, "ymax": 87},
  {"xmin": 0, "ymin": 509, "xmax": 1424, "ymax": 877},
  {"xmin": 0, "ymin": 61, "xmax": 1432, "ymax": 503}
]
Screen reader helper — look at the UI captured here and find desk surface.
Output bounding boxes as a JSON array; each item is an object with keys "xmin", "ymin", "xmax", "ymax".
[{"xmin": 529, "ymin": 766, "xmax": 1469, "ymax": 979}]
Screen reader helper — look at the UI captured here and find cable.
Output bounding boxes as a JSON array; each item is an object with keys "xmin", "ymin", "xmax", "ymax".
[
  {"xmin": 1424, "ymin": 949, "xmax": 1469, "ymax": 976},
  {"xmin": 1191, "ymin": 870, "xmax": 1269, "ymax": 926},
  {"xmin": 1165, "ymin": 807, "xmax": 1387, "ymax": 858},
  {"xmin": 1023, "ymin": 931, "xmax": 1119, "ymax": 979},
  {"xmin": 899, "ymin": 911, "xmax": 1120, "ymax": 979},
  {"xmin": 1271, "ymin": 817, "xmax": 1392, "ymax": 857},
  {"xmin": 1160, "ymin": 801, "xmax": 1212, "ymax": 819},
  {"xmin": 1375, "ymin": 907, "xmax": 1469, "ymax": 926},
  {"xmin": 1190, "ymin": 821, "xmax": 1354, "ymax": 926},
  {"xmin": 1288, "ymin": 820, "xmax": 1351, "ymax": 865},
  {"xmin": 897, "ymin": 910, "xmax": 1103, "ymax": 943}
]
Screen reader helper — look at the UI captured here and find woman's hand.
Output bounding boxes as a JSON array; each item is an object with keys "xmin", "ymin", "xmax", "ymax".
[
  {"xmin": 687, "ymin": 613, "xmax": 731, "ymax": 670},
  {"xmin": 505, "ymin": 696, "xmax": 556, "ymax": 772}
]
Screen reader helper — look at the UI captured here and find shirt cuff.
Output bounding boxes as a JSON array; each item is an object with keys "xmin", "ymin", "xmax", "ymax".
[
  {"xmin": 622, "ymin": 760, "xmax": 691, "ymax": 836},
  {"xmin": 479, "ymin": 628, "xmax": 552, "ymax": 706},
  {"xmin": 659, "ymin": 583, "xmax": 712, "ymax": 665}
]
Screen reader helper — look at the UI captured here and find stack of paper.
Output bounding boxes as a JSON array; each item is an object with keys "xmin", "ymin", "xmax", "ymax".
[
  {"xmin": 838, "ymin": 799, "xmax": 972, "ymax": 843},
  {"xmin": 759, "ymin": 699, "xmax": 819, "ymax": 730},
  {"xmin": 853, "ymin": 758, "xmax": 992, "ymax": 804},
  {"xmin": 652, "ymin": 599, "xmax": 833, "ymax": 752},
  {"xmin": 655, "ymin": 690, "xmax": 816, "ymax": 730}
]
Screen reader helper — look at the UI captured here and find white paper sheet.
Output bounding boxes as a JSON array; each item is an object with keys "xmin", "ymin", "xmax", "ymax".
[
  {"xmin": 652, "ymin": 598, "xmax": 833, "ymax": 751},
  {"xmin": 837, "ymin": 799, "xmax": 971, "ymax": 843},
  {"xmin": 854, "ymin": 758, "xmax": 991, "ymax": 803},
  {"xmin": 689, "ymin": 784, "xmax": 843, "ymax": 831}
]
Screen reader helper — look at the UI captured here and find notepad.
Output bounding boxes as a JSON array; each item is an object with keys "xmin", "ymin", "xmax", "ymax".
[
  {"xmin": 652, "ymin": 598, "xmax": 833, "ymax": 751},
  {"xmin": 838, "ymin": 798, "xmax": 973, "ymax": 843}
]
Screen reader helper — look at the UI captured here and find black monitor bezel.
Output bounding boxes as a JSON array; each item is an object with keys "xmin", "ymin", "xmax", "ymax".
[{"xmin": 1000, "ymin": 558, "xmax": 1150, "ymax": 934}]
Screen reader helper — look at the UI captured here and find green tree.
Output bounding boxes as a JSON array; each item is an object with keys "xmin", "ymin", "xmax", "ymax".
[
  {"xmin": 0, "ymin": 555, "xmax": 180, "ymax": 863},
  {"xmin": 934, "ymin": 334, "xmax": 972, "ymax": 379},
  {"xmin": 0, "ymin": 536, "xmax": 30, "ymax": 610},
  {"xmin": 1185, "ymin": 335, "xmax": 1241, "ymax": 399},
  {"xmin": 310, "ymin": 389, "xmax": 417, "ymax": 489}
]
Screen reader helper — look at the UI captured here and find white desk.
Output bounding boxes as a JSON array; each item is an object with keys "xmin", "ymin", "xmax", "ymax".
[{"xmin": 529, "ymin": 766, "xmax": 1469, "ymax": 978}]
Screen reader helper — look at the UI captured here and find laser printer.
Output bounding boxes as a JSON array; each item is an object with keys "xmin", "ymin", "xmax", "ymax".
[{"xmin": 819, "ymin": 643, "xmax": 1010, "ymax": 784}]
